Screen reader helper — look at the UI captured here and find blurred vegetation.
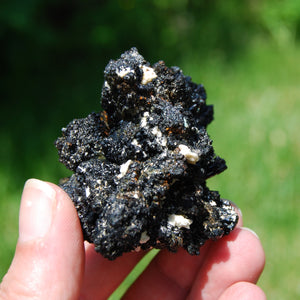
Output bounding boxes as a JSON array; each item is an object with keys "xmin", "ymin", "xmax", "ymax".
[{"xmin": 1, "ymin": 0, "xmax": 299, "ymax": 299}]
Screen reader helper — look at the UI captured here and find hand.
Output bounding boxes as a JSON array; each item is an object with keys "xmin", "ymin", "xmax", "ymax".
[{"xmin": 0, "ymin": 179, "xmax": 266, "ymax": 300}]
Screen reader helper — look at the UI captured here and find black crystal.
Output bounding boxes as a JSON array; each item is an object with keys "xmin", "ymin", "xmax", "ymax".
[{"xmin": 55, "ymin": 48, "xmax": 238, "ymax": 260}]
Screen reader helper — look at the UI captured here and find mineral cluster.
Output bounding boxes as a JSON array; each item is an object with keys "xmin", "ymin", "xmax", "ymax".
[{"xmin": 55, "ymin": 48, "xmax": 238, "ymax": 260}]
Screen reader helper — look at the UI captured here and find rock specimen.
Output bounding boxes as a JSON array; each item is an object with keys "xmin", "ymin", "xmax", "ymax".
[{"xmin": 55, "ymin": 48, "xmax": 238, "ymax": 260}]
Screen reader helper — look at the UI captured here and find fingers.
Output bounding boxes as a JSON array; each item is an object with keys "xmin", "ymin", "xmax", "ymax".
[
  {"xmin": 80, "ymin": 243, "xmax": 145, "ymax": 300},
  {"xmin": 187, "ymin": 227, "xmax": 265, "ymax": 300},
  {"xmin": 123, "ymin": 226, "xmax": 264, "ymax": 300},
  {"xmin": 219, "ymin": 281, "xmax": 266, "ymax": 300},
  {"xmin": 0, "ymin": 180, "xmax": 264, "ymax": 300},
  {"xmin": 80, "ymin": 200, "xmax": 245, "ymax": 300},
  {"xmin": 123, "ymin": 200, "xmax": 245, "ymax": 300},
  {"xmin": 0, "ymin": 179, "xmax": 85, "ymax": 300},
  {"xmin": 123, "ymin": 243, "xmax": 213, "ymax": 300}
]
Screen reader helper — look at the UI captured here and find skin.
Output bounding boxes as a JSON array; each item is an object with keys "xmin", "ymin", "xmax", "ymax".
[{"xmin": 0, "ymin": 179, "xmax": 266, "ymax": 300}]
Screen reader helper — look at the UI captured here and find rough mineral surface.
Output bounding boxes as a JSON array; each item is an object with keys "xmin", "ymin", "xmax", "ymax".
[{"xmin": 55, "ymin": 47, "xmax": 238, "ymax": 260}]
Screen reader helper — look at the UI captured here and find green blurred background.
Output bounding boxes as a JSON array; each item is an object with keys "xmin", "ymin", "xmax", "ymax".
[{"xmin": 1, "ymin": 0, "xmax": 299, "ymax": 298}]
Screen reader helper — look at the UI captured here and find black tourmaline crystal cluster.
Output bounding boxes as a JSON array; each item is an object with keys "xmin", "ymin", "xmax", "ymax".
[{"xmin": 55, "ymin": 48, "xmax": 238, "ymax": 260}]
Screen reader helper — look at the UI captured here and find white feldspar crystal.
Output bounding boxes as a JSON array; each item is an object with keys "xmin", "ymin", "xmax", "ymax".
[
  {"xmin": 78, "ymin": 165, "xmax": 87, "ymax": 173},
  {"xmin": 151, "ymin": 126, "xmax": 167, "ymax": 146},
  {"xmin": 141, "ymin": 65, "xmax": 157, "ymax": 84},
  {"xmin": 85, "ymin": 186, "xmax": 91, "ymax": 198},
  {"xmin": 117, "ymin": 160, "xmax": 133, "ymax": 179},
  {"xmin": 160, "ymin": 137, "xmax": 167, "ymax": 147},
  {"xmin": 140, "ymin": 112, "xmax": 150, "ymax": 127},
  {"xmin": 151, "ymin": 126, "xmax": 162, "ymax": 137},
  {"xmin": 116, "ymin": 66, "xmax": 133, "ymax": 78},
  {"xmin": 178, "ymin": 144, "xmax": 200, "ymax": 164},
  {"xmin": 133, "ymin": 191, "xmax": 139, "ymax": 199},
  {"xmin": 168, "ymin": 214, "xmax": 193, "ymax": 229},
  {"xmin": 131, "ymin": 139, "xmax": 141, "ymax": 148}
]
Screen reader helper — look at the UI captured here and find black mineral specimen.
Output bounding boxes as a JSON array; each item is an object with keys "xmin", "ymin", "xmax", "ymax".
[{"xmin": 55, "ymin": 48, "xmax": 238, "ymax": 260}]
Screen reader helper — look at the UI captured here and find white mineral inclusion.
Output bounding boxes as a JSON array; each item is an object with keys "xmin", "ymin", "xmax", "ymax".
[
  {"xmin": 116, "ymin": 66, "xmax": 133, "ymax": 78},
  {"xmin": 209, "ymin": 200, "xmax": 217, "ymax": 206},
  {"xmin": 168, "ymin": 214, "xmax": 193, "ymax": 229},
  {"xmin": 78, "ymin": 165, "xmax": 87, "ymax": 173},
  {"xmin": 117, "ymin": 160, "xmax": 132, "ymax": 179},
  {"xmin": 178, "ymin": 144, "xmax": 200, "ymax": 164},
  {"xmin": 85, "ymin": 186, "xmax": 91, "ymax": 198},
  {"xmin": 139, "ymin": 231, "xmax": 150, "ymax": 244},
  {"xmin": 131, "ymin": 139, "xmax": 142, "ymax": 148},
  {"xmin": 140, "ymin": 112, "xmax": 150, "ymax": 128},
  {"xmin": 141, "ymin": 65, "xmax": 157, "ymax": 84},
  {"xmin": 151, "ymin": 126, "xmax": 167, "ymax": 147},
  {"xmin": 133, "ymin": 191, "xmax": 139, "ymax": 199},
  {"xmin": 151, "ymin": 126, "xmax": 162, "ymax": 137}
]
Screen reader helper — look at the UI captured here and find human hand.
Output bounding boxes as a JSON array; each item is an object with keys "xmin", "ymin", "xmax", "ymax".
[{"xmin": 0, "ymin": 179, "xmax": 266, "ymax": 299}]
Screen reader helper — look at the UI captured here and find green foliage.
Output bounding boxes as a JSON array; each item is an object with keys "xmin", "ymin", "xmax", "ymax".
[
  {"xmin": 261, "ymin": 0, "xmax": 300, "ymax": 44},
  {"xmin": 0, "ymin": 1, "xmax": 299, "ymax": 298}
]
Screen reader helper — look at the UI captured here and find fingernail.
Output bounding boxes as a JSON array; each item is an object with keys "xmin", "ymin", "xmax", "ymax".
[
  {"xmin": 19, "ymin": 179, "xmax": 57, "ymax": 243},
  {"xmin": 241, "ymin": 227, "xmax": 260, "ymax": 240}
]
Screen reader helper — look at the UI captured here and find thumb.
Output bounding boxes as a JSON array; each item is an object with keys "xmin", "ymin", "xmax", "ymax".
[{"xmin": 0, "ymin": 179, "xmax": 85, "ymax": 299}]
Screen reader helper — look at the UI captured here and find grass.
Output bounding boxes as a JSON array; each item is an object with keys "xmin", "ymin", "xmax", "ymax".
[{"xmin": 1, "ymin": 40, "xmax": 299, "ymax": 299}]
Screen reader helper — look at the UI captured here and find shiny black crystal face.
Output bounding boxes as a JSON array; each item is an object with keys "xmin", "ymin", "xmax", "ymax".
[{"xmin": 55, "ymin": 47, "xmax": 238, "ymax": 260}]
